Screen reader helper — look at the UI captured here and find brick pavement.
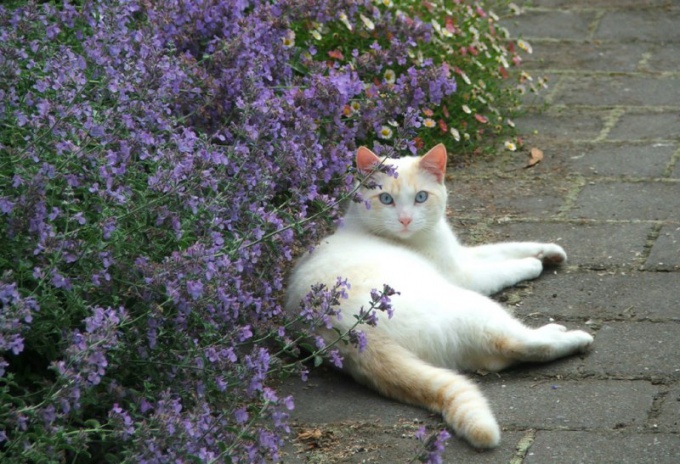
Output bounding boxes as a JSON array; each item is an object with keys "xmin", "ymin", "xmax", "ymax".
[{"xmin": 280, "ymin": 1, "xmax": 680, "ymax": 462}]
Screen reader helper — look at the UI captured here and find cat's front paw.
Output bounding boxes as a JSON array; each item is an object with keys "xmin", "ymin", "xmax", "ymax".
[
  {"xmin": 538, "ymin": 323, "xmax": 567, "ymax": 333},
  {"xmin": 540, "ymin": 325, "xmax": 594, "ymax": 353},
  {"xmin": 536, "ymin": 244, "xmax": 567, "ymax": 266},
  {"xmin": 568, "ymin": 330, "xmax": 594, "ymax": 352}
]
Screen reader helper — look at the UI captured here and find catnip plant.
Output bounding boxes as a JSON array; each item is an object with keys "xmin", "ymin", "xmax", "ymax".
[{"xmin": 0, "ymin": 0, "xmax": 533, "ymax": 462}]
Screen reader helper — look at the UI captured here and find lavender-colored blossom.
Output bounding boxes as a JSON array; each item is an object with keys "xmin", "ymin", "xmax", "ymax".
[
  {"xmin": 348, "ymin": 329, "xmax": 368, "ymax": 352},
  {"xmin": 109, "ymin": 404, "xmax": 135, "ymax": 439},
  {"xmin": 234, "ymin": 407, "xmax": 248, "ymax": 425},
  {"xmin": 0, "ymin": 280, "xmax": 39, "ymax": 372},
  {"xmin": 417, "ymin": 428, "xmax": 452, "ymax": 464}
]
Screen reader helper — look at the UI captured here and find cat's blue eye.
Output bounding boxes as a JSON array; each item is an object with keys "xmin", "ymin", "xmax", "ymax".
[
  {"xmin": 378, "ymin": 193, "xmax": 394, "ymax": 205},
  {"xmin": 415, "ymin": 191, "xmax": 429, "ymax": 203}
]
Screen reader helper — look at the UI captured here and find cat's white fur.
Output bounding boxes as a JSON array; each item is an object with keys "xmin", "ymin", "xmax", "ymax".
[{"xmin": 286, "ymin": 144, "xmax": 593, "ymax": 449}]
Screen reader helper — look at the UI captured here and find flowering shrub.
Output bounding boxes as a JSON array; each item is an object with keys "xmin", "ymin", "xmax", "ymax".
[
  {"xmin": 408, "ymin": 0, "xmax": 545, "ymax": 149},
  {"xmin": 293, "ymin": 0, "xmax": 540, "ymax": 152},
  {"xmin": 0, "ymin": 0, "xmax": 533, "ymax": 462}
]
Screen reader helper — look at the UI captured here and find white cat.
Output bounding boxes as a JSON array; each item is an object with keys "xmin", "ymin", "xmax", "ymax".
[{"xmin": 285, "ymin": 144, "xmax": 593, "ymax": 449}]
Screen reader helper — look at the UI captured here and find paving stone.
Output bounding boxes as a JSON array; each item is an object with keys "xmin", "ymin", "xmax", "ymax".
[
  {"xmin": 570, "ymin": 181, "xmax": 680, "ymax": 221},
  {"xmin": 607, "ymin": 112, "xmax": 680, "ymax": 141},
  {"xmin": 278, "ymin": 366, "xmax": 427, "ymax": 425},
  {"xmin": 645, "ymin": 224, "xmax": 680, "ymax": 270},
  {"xmin": 555, "ymin": 75, "xmax": 680, "ymax": 107},
  {"xmin": 672, "ymin": 155, "xmax": 680, "ymax": 178},
  {"xmin": 595, "ymin": 9, "xmax": 680, "ymax": 43},
  {"xmin": 656, "ymin": 385, "xmax": 680, "ymax": 432},
  {"xmin": 512, "ymin": 271, "xmax": 680, "ymax": 322},
  {"xmin": 530, "ymin": 0, "xmax": 673, "ymax": 6},
  {"xmin": 449, "ymin": 176, "xmax": 571, "ymax": 218},
  {"xmin": 554, "ymin": 142, "xmax": 677, "ymax": 177},
  {"xmin": 645, "ymin": 43, "xmax": 680, "ymax": 72},
  {"xmin": 488, "ymin": 222, "xmax": 651, "ymax": 268},
  {"xmin": 515, "ymin": 109, "xmax": 607, "ymax": 142},
  {"xmin": 503, "ymin": 10, "xmax": 596, "ymax": 40},
  {"xmin": 584, "ymin": 322, "xmax": 680, "ymax": 379},
  {"xmin": 525, "ymin": 431, "xmax": 680, "ymax": 464},
  {"xmin": 522, "ymin": 42, "xmax": 648, "ymax": 73},
  {"xmin": 480, "ymin": 377, "xmax": 657, "ymax": 430}
]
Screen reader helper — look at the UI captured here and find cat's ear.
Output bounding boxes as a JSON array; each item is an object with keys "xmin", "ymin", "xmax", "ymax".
[
  {"xmin": 419, "ymin": 144, "xmax": 447, "ymax": 183},
  {"xmin": 356, "ymin": 146, "xmax": 382, "ymax": 175}
]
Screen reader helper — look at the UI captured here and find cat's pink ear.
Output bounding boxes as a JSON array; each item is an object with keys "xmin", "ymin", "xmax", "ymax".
[
  {"xmin": 356, "ymin": 146, "xmax": 381, "ymax": 174},
  {"xmin": 419, "ymin": 144, "xmax": 447, "ymax": 183}
]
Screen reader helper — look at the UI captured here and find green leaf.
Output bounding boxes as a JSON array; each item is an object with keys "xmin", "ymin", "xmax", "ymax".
[
  {"xmin": 84, "ymin": 419, "xmax": 102, "ymax": 430},
  {"xmin": 299, "ymin": 342, "xmax": 315, "ymax": 353}
]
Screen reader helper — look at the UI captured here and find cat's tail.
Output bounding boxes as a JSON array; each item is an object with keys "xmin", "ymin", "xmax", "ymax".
[{"xmin": 344, "ymin": 332, "xmax": 500, "ymax": 449}]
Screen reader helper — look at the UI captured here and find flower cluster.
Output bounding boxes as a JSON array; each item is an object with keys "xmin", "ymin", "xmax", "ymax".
[
  {"xmin": 295, "ymin": 0, "xmax": 539, "ymax": 153},
  {"xmin": 0, "ymin": 0, "xmax": 535, "ymax": 461},
  {"xmin": 0, "ymin": 279, "xmax": 38, "ymax": 377},
  {"xmin": 414, "ymin": 426, "xmax": 452, "ymax": 464}
]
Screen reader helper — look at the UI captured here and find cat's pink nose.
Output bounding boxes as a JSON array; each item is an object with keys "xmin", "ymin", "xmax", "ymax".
[{"xmin": 399, "ymin": 217, "xmax": 412, "ymax": 227}]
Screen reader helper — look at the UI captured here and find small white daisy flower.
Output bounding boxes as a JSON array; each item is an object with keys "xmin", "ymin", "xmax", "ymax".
[
  {"xmin": 282, "ymin": 30, "xmax": 295, "ymax": 48},
  {"xmin": 359, "ymin": 14, "xmax": 375, "ymax": 31},
  {"xmin": 517, "ymin": 39, "xmax": 533, "ymax": 54},
  {"xmin": 378, "ymin": 126, "xmax": 393, "ymax": 140}
]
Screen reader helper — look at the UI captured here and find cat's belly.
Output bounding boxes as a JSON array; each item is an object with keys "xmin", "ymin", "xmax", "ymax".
[
  {"xmin": 287, "ymin": 232, "xmax": 441, "ymax": 313},
  {"xmin": 288, "ymin": 232, "xmax": 475, "ymax": 321}
]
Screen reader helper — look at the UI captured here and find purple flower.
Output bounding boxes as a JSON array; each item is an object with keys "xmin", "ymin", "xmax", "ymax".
[
  {"xmin": 328, "ymin": 349, "xmax": 344, "ymax": 368},
  {"xmin": 0, "ymin": 280, "xmax": 38, "ymax": 363},
  {"xmin": 283, "ymin": 395, "xmax": 294, "ymax": 411},
  {"xmin": 416, "ymin": 428, "xmax": 451, "ymax": 464},
  {"xmin": 109, "ymin": 403, "xmax": 135, "ymax": 439},
  {"xmin": 348, "ymin": 329, "xmax": 368, "ymax": 352},
  {"xmin": 186, "ymin": 280, "xmax": 203, "ymax": 300},
  {"xmin": 50, "ymin": 270, "xmax": 72, "ymax": 290},
  {"xmin": 0, "ymin": 197, "xmax": 15, "ymax": 214},
  {"xmin": 234, "ymin": 407, "xmax": 248, "ymax": 425},
  {"xmin": 238, "ymin": 325, "xmax": 253, "ymax": 342}
]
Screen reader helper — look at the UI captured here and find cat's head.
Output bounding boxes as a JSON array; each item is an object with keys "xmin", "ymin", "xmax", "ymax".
[{"xmin": 350, "ymin": 144, "xmax": 448, "ymax": 240}]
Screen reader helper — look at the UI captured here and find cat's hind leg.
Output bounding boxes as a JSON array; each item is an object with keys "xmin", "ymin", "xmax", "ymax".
[
  {"xmin": 479, "ymin": 318, "xmax": 593, "ymax": 371},
  {"xmin": 343, "ymin": 332, "xmax": 501, "ymax": 449}
]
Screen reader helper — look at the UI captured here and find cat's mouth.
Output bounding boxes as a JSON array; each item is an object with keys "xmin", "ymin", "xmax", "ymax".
[{"xmin": 397, "ymin": 226, "xmax": 416, "ymax": 237}]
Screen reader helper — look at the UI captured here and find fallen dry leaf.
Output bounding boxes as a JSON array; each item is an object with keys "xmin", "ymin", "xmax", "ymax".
[
  {"xmin": 298, "ymin": 429, "xmax": 323, "ymax": 441},
  {"xmin": 525, "ymin": 147, "xmax": 543, "ymax": 168}
]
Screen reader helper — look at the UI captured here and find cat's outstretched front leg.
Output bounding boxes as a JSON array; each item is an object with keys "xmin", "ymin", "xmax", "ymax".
[
  {"xmin": 468, "ymin": 241, "xmax": 567, "ymax": 265},
  {"xmin": 457, "ymin": 242, "xmax": 567, "ymax": 295}
]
